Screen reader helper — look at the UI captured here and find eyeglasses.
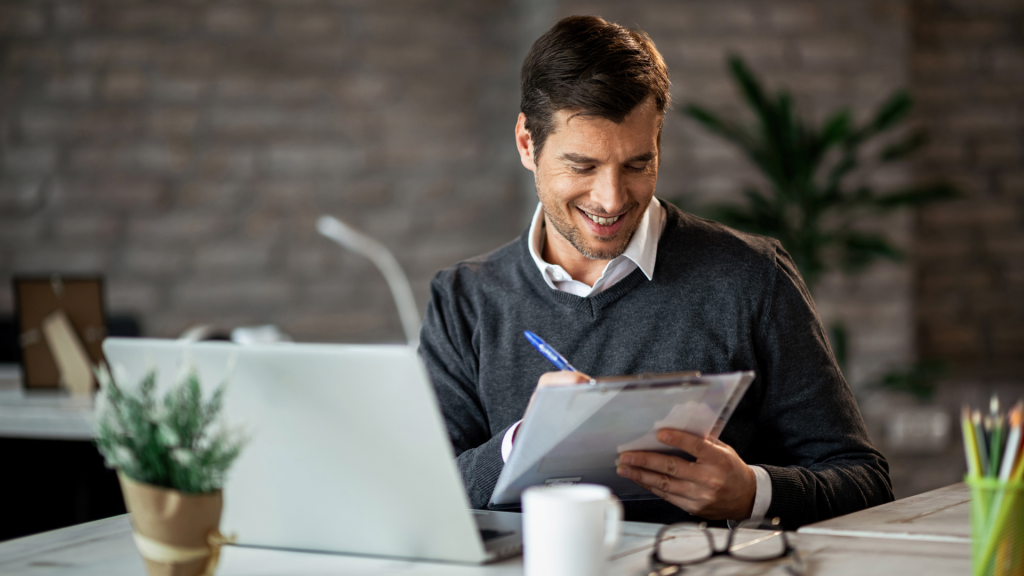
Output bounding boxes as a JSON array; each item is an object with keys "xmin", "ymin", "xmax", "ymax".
[{"xmin": 647, "ymin": 519, "xmax": 803, "ymax": 575}]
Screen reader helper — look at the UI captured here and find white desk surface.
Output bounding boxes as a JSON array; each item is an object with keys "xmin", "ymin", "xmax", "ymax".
[
  {"xmin": 0, "ymin": 511, "xmax": 970, "ymax": 576},
  {"xmin": 0, "ymin": 364, "xmax": 95, "ymax": 441},
  {"xmin": 798, "ymin": 482, "xmax": 970, "ymax": 543}
]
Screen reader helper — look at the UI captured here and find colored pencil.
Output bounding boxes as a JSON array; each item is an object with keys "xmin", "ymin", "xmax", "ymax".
[
  {"xmin": 974, "ymin": 410, "xmax": 990, "ymax": 477},
  {"xmin": 999, "ymin": 405, "xmax": 1022, "ymax": 481},
  {"xmin": 963, "ymin": 406, "xmax": 982, "ymax": 479}
]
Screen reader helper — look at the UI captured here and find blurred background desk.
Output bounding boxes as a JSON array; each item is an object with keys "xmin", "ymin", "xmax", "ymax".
[{"xmin": 0, "ymin": 366, "xmax": 124, "ymax": 542}]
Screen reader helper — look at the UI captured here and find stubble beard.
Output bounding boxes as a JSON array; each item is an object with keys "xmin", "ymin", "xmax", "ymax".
[{"xmin": 540, "ymin": 191, "xmax": 649, "ymax": 261}]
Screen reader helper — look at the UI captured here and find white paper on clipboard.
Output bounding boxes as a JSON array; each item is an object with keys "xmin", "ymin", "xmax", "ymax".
[{"xmin": 488, "ymin": 371, "xmax": 755, "ymax": 508}]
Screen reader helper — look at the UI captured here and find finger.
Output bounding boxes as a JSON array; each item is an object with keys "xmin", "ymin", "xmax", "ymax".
[
  {"xmin": 656, "ymin": 429, "xmax": 716, "ymax": 462},
  {"xmin": 618, "ymin": 451, "xmax": 697, "ymax": 481},
  {"xmin": 616, "ymin": 464, "xmax": 698, "ymax": 497},
  {"xmin": 635, "ymin": 480, "xmax": 703, "ymax": 514},
  {"xmin": 537, "ymin": 370, "xmax": 592, "ymax": 388}
]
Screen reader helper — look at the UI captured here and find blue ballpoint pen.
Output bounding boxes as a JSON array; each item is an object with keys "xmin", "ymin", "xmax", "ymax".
[{"xmin": 524, "ymin": 331, "xmax": 578, "ymax": 372}]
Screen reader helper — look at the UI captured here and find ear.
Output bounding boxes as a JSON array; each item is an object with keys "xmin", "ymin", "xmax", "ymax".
[{"xmin": 515, "ymin": 113, "xmax": 537, "ymax": 172}]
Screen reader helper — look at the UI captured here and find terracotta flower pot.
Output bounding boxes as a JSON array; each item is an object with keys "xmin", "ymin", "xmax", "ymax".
[{"xmin": 118, "ymin": 474, "xmax": 226, "ymax": 576}]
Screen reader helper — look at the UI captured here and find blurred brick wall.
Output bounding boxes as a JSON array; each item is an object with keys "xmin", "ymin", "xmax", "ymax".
[
  {"xmin": 3, "ymin": 0, "xmax": 1013, "ymax": 393},
  {"xmin": 0, "ymin": 1, "xmax": 524, "ymax": 342},
  {"xmin": 911, "ymin": 0, "xmax": 1024, "ymax": 381}
]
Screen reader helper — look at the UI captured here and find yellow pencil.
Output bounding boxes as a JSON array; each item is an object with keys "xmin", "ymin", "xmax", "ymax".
[{"xmin": 962, "ymin": 405, "xmax": 983, "ymax": 479}]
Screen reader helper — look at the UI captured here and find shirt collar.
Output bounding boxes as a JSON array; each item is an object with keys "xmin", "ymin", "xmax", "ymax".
[{"xmin": 527, "ymin": 198, "xmax": 663, "ymax": 287}]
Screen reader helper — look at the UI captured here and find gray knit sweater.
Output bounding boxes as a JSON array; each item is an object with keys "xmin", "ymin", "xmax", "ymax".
[{"xmin": 419, "ymin": 202, "xmax": 893, "ymax": 529}]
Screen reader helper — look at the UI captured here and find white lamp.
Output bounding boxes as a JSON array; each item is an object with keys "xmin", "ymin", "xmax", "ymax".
[{"xmin": 316, "ymin": 215, "xmax": 421, "ymax": 347}]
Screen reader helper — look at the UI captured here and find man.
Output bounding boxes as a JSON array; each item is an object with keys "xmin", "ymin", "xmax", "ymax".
[{"xmin": 419, "ymin": 15, "xmax": 893, "ymax": 528}]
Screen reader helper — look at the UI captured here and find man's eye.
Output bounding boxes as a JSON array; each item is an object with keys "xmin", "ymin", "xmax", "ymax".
[
  {"xmin": 569, "ymin": 165, "xmax": 594, "ymax": 174},
  {"xmin": 627, "ymin": 164, "xmax": 649, "ymax": 173}
]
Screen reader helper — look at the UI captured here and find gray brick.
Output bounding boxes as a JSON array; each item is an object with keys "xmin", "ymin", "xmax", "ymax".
[
  {"xmin": 52, "ymin": 213, "xmax": 121, "ymax": 244},
  {"xmin": 0, "ymin": 216, "xmax": 43, "ymax": 244},
  {"xmin": 70, "ymin": 39, "xmax": 156, "ymax": 66},
  {"xmin": 767, "ymin": 2, "xmax": 820, "ymax": 30},
  {"xmin": 172, "ymin": 278, "xmax": 291, "ymax": 311},
  {"xmin": 12, "ymin": 247, "xmax": 108, "ymax": 273},
  {"xmin": 151, "ymin": 75, "xmax": 209, "ymax": 102},
  {"xmin": 16, "ymin": 108, "xmax": 66, "ymax": 140},
  {"xmin": 272, "ymin": 10, "xmax": 341, "ymax": 37},
  {"xmin": 214, "ymin": 75, "xmax": 327, "ymax": 102},
  {"xmin": 196, "ymin": 148, "xmax": 257, "ymax": 177},
  {"xmin": 205, "ymin": 6, "xmax": 263, "ymax": 34},
  {"xmin": 121, "ymin": 247, "xmax": 189, "ymax": 277},
  {"xmin": 194, "ymin": 241, "xmax": 273, "ymax": 274},
  {"xmin": 992, "ymin": 47, "xmax": 1024, "ymax": 75},
  {"xmin": 4, "ymin": 43, "xmax": 61, "ymax": 69},
  {"xmin": 2, "ymin": 146, "xmax": 58, "ymax": 173},
  {"xmin": 0, "ymin": 177, "xmax": 44, "ymax": 214},
  {"xmin": 101, "ymin": 71, "xmax": 148, "ymax": 101},
  {"xmin": 265, "ymin": 144, "xmax": 365, "ymax": 176},
  {"xmin": 106, "ymin": 280, "xmax": 161, "ymax": 312},
  {"xmin": 148, "ymin": 108, "xmax": 199, "ymax": 137},
  {"xmin": 701, "ymin": 3, "xmax": 758, "ymax": 30},
  {"xmin": 106, "ymin": 6, "xmax": 196, "ymax": 34},
  {"xmin": 45, "ymin": 74, "xmax": 94, "ymax": 101},
  {"xmin": 54, "ymin": 2, "xmax": 91, "ymax": 31},
  {"xmin": 798, "ymin": 36, "xmax": 864, "ymax": 68},
  {"xmin": 125, "ymin": 212, "xmax": 225, "ymax": 244},
  {"xmin": 51, "ymin": 178, "xmax": 166, "ymax": 210},
  {"xmin": 0, "ymin": 5, "xmax": 46, "ymax": 36}
]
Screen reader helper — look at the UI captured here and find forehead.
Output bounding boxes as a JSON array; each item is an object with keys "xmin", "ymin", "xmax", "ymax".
[{"xmin": 546, "ymin": 98, "xmax": 662, "ymax": 158}]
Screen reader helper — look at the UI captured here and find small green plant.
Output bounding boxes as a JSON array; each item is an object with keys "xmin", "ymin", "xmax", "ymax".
[
  {"xmin": 682, "ymin": 56, "xmax": 958, "ymax": 291},
  {"xmin": 679, "ymin": 56, "xmax": 959, "ymax": 401},
  {"xmin": 94, "ymin": 365, "xmax": 246, "ymax": 494}
]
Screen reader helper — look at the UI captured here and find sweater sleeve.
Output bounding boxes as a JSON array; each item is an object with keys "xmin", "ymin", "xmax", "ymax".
[
  {"xmin": 754, "ymin": 244, "xmax": 894, "ymax": 529},
  {"xmin": 419, "ymin": 271, "xmax": 506, "ymax": 508}
]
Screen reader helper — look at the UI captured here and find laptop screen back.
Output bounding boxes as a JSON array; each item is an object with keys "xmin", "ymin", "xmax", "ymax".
[{"xmin": 102, "ymin": 338, "xmax": 487, "ymax": 563}]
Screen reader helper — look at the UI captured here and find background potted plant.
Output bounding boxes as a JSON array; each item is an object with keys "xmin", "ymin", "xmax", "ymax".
[
  {"xmin": 94, "ymin": 364, "xmax": 245, "ymax": 576},
  {"xmin": 677, "ymin": 56, "xmax": 959, "ymax": 452}
]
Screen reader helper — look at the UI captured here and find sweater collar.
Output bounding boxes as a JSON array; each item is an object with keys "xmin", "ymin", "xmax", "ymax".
[{"xmin": 526, "ymin": 198, "xmax": 665, "ymax": 295}]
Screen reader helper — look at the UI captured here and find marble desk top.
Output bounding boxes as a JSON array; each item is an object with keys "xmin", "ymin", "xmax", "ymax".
[{"xmin": 0, "ymin": 505, "xmax": 971, "ymax": 576}]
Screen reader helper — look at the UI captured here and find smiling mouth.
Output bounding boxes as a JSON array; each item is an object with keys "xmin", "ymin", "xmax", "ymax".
[{"xmin": 578, "ymin": 208, "xmax": 623, "ymax": 226}]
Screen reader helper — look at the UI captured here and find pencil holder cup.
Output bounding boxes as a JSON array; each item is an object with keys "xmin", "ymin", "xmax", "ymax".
[{"xmin": 967, "ymin": 478, "xmax": 1024, "ymax": 576}]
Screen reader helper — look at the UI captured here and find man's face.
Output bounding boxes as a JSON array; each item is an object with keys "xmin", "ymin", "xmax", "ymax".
[{"xmin": 516, "ymin": 98, "xmax": 661, "ymax": 263}]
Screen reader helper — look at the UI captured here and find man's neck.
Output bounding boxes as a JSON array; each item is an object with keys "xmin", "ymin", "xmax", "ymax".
[{"xmin": 540, "ymin": 216, "xmax": 611, "ymax": 287}]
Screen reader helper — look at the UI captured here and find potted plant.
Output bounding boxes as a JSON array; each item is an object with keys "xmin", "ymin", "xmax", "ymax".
[
  {"xmin": 94, "ymin": 364, "xmax": 245, "ymax": 576},
  {"xmin": 677, "ymin": 56, "xmax": 959, "ymax": 455}
]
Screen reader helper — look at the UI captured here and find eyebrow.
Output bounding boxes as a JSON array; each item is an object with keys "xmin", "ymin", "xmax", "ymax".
[{"xmin": 558, "ymin": 151, "xmax": 656, "ymax": 164}]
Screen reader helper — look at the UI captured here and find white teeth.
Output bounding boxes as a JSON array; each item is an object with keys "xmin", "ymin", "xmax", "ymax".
[{"xmin": 586, "ymin": 213, "xmax": 620, "ymax": 226}]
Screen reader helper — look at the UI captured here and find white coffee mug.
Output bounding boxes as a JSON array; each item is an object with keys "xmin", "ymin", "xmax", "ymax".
[{"xmin": 522, "ymin": 483, "xmax": 623, "ymax": 576}]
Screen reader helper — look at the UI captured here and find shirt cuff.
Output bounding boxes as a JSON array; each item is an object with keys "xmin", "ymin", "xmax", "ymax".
[
  {"xmin": 500, "ymin": 420, "xmax": 522, "ymax": 463},
  {"xmin": 749, "ymin": 465, "xmax": 772, "ymax": 522}
]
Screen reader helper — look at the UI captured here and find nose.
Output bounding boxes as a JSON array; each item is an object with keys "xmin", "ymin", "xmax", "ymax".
[{"xmin": 590, "ymin": 167, "xmax": 629, "ymax": 216}]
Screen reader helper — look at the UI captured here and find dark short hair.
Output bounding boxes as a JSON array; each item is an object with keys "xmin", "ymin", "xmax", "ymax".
[{"xmin": 520, "ymin": 15, "xmax": 671, "ymax": 159}]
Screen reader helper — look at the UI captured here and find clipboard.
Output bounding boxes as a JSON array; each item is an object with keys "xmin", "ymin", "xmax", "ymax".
[{"xmin": 488, "ymin": 370, "xmax": 755, "ymax": 509}]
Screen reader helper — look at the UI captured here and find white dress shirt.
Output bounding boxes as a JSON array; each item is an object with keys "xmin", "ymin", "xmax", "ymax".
[{"xmin": 500, "ymin": 198, "xmax": 772, "ymax": 522}]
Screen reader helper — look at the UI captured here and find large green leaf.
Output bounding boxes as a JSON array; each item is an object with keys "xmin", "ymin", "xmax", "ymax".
[
  {"xmin": 866, "ymin": 91, "xmax": 912, "ymax": 135},
  {"xmin": 880, "ymin": 130, "xmax": 928, "ymax": 162}
]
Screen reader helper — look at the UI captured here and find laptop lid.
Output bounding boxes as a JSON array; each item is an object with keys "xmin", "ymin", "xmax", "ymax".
[{"xmin": 102, "ymin": 338, "xmax": 492, "ymax": 563}]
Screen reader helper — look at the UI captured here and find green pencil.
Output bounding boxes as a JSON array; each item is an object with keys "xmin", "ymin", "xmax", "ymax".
[{"xmin": 973, "ymin": 410, "xmax": 990, "ymax": 477}]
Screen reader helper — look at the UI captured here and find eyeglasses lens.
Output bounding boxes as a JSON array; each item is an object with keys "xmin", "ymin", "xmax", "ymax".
[
  {"xmin": 657, "ymin": 524, "xmax": 714, "ymax": 564},
  {"xmin": 729, "ymin": 528, "xmax": 786, "ymax": 561}
]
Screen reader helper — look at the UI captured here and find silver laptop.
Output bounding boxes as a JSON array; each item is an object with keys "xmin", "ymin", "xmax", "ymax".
[{"xmin": 102, "ymin": 338, "xmax": 523, "ymax": 564}]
